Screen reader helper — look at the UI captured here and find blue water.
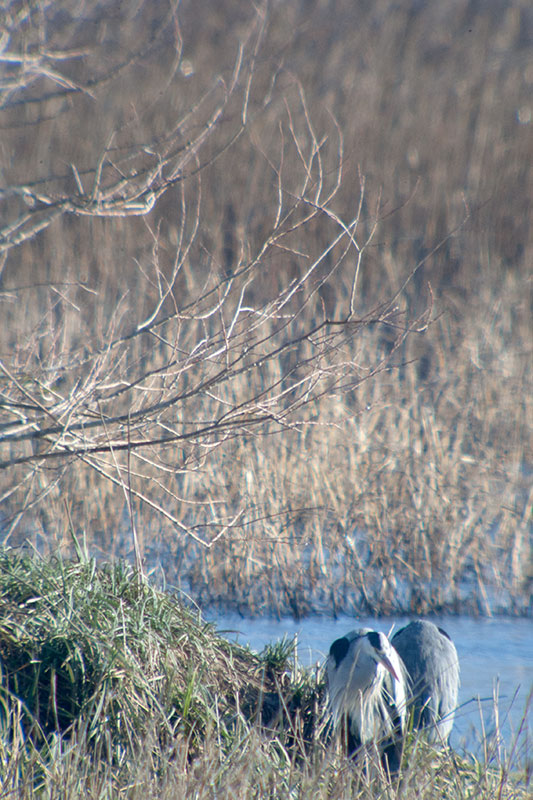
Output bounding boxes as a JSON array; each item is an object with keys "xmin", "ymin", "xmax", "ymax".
[{"xmin": 211, "ymin": 613, "xmax": 532, "ymax": 761}]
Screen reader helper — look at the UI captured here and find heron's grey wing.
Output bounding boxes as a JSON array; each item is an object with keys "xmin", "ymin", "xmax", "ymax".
[
  {"xmin": 392, "ymin": 621, "xmax": 459, "ymax": 741},
  {"xmin": 432, "ymin": 627, "xmax": 460, "ymax": 733}
]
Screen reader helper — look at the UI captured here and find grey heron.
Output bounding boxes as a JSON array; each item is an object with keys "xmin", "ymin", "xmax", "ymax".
[
  {"xmin": 391, "ymin": 620, "xmax": 460, "ymax": 744},
  {"xmin": 326, "ymin": 629, "xmax": 407, "ymax": 773}
]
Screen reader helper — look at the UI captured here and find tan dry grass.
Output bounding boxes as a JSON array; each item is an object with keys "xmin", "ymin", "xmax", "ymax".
[{"xmin": 0, "ymin": 0, "xmax": 531, "ymax": 615}]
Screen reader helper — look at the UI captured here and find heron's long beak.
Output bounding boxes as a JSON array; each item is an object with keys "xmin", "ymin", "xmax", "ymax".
[{"xmin": 377, "ymin": 653, "xmax": 399, "ymax": 682}]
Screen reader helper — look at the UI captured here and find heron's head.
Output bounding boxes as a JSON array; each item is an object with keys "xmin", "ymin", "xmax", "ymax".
[
  {"xmin": 328, "ymin": 629, "xmax": 401, "ymax": 683},
  {"xmin": 362, "ymin": 631, "xmax": 400, "ymax": 682}
]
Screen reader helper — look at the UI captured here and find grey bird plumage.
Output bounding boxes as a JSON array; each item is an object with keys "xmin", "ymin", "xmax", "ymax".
[
  {"xmin": 326, "ymin": 629, "xmax": 407, "ymax": 772},
  {"xmin": 391, "ymin": 620, "xmax": 460, "ymax": 744}
]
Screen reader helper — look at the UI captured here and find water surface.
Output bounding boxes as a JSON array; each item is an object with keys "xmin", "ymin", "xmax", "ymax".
[{"xmin": 211, "ymin": 613, "xmax": 532, "ymax": 760}]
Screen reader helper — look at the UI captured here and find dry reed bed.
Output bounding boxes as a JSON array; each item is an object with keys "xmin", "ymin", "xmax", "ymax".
[{"xmin": 0, "ymin": 0, "xmax": 531, "ymax": 615}]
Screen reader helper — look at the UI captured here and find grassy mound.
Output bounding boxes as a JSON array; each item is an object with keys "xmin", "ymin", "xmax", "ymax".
[{"xmin": 0, "ymin": 548, "xmax": 320, "ymax": 757}]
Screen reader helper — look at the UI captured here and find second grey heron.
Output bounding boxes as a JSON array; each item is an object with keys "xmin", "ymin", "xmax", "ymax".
[
  {"xmin": 326, "ymin": 628, "xmax": 407, "ymax": 773},
  {"xmin": 391, "ymin": 620, "xmax": 460, "ymax": 744}
]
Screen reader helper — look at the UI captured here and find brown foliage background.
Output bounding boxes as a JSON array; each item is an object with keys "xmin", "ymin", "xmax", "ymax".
[{"xmin": 1, "ymin": 0, "xmax": 531, "ymax": 616}]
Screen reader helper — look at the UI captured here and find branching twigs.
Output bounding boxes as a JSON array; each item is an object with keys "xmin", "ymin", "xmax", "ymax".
[
  {"xmin": 0, "ymin": 298, "xmax": 402, "ymax": 463},
  {"xmin": 0, "ymin": 2, "xmax": 178, "ymax": 110},
  {"xmin": 0, "ymin": 0, "xmax": 434, "ymax": 562},
  {"xmin": 0, "ymin": 4, "xmax": 264, "ymax": 254},
  {"xmin": 0, "ymin": 47, "xmax": 411, "ymax": 558}
]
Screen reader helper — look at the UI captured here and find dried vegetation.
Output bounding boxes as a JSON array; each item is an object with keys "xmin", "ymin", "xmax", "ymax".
[{"xmin": 0, "ymin": 0, "xmax": 531, "ymax": 615}]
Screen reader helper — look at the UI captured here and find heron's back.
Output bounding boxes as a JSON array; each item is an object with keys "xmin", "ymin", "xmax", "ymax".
[{"xmin": 392, "ymin": 620, "xmax": 459, "ymax": 743}]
